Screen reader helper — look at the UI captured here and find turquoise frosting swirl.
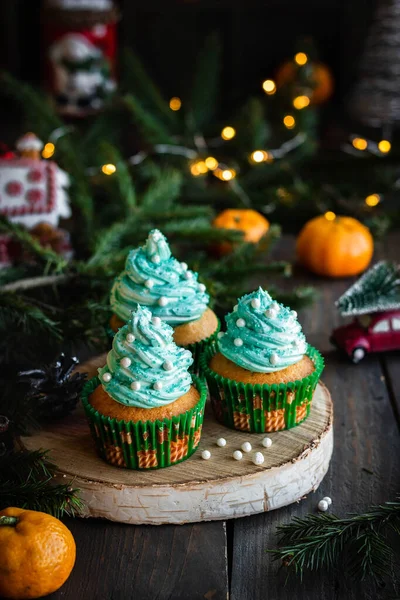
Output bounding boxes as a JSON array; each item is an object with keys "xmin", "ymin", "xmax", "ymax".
[
  {"xmin": 98, "ymin": 305, "xmax": 193, "ymax": 408},
  {"xmin": 110, "ymin": 229, "xmax": 209, "ymax": 326},
  {"xmin": 218, "ymin": 288, "xmax": 307, "ymax": 373}
]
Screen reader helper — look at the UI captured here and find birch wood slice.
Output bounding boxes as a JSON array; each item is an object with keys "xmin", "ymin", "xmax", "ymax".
[{"xmin": 22, "ymin": 353, "xmax": 334, "ymax": 525}]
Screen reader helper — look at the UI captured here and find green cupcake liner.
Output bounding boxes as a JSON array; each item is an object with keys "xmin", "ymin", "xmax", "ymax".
[
  {"xmin": 81, "ymin": 375, "xmax": 207, "ymax": 470},
  {"xmin": 201, "ymin": 344, "xmax": 324, "ymax": 433}
]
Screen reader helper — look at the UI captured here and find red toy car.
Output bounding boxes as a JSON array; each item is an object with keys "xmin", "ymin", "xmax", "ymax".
[{"xmin": 331, "ymin": 309, "xmax": 400, "ymax": 363}]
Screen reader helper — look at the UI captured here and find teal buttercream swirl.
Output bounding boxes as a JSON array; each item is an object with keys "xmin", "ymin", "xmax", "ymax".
[
  {"xmin": 98, "ymin": 305, "xmax": 193, "ymax": 408},
  {"xmin": 218, "ymin": 288, "xmax": 307, "ymax": 373},
  {"xmin": 110, "ymin": 229, "xmax": 209, "ymax": 326}
]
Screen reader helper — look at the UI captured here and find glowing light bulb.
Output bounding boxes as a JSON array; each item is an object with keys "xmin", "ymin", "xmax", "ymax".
[
  {"xmin": 221, "ymin": 126, "xmax": 236, "ymax": 140},
  {"xmin": 42, "ymin": 143, "xmax": 55, "ymax": 159},
  {"xmin": 251, "ymin": 150, "xmax": 267, "ymax": 163},
  {"xmin": 378, "ymin": 140, "xmax": 391, "ymax": 153},
  {"xmin": 221, "ymin": 169, "xmax": 236, "ymax": 181},
  {"xmin": 169, "ymin": 97, "xmax": 182, "ymax": 111},
  {"xmin": 295, "ymin": 52, "xmax": 308, "ymax": 66},
  {"xmin": 293, "ymin": 95, "xmax": 310, "ymax": 109},
  {"xmin": 324, "ymin": 211, "xmax": 336, "ymax": 221},
  {"xmin": 283, "ymin": 115, "xmax": 296, "ymax": 129},
  {"xmin": 365, "ymin": 194, "xmax": 381, "ymax": 207},
  {"xmin": 262, "ymin": 79, "xmax": 276, "ymax": 95},
  {"xmin": 352, "ymin": 137, "xmax": 368, "ymax": 151},
  {"xmin": 190, "ymin": 163, "xmax": 201, "ymax": 176},
  {"xmin": 205, "ymin": 156, "xmax": 218, "ymax": 170},
  {"xmin": 196, "ymin": 161, "xmax": 208, "ymax": 174},
  {"xmin": 102, "ymin": 163, "xmax": 116, "ymax": 175}
]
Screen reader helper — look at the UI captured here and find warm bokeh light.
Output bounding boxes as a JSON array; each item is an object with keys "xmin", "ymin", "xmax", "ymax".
[
  {"xmin": 251, "ymin": 150, "xmax": 267, "ymax": 163},
  {"xmin": 378, "ymin": 140, "xmax": 391, "ymax": 153},
  {"xmin": 262, "ymin": 79, "xmax": 276, "ymax": 95},
  {"xmin": 293, "ymin": 95, "xmax": 310, "ymax": 109},
  {"xmin": 365, "ymin": 193, "xmax": 381, "ymax": 207},
  {"xmin": 42, "ymin": 143, "xmax": 55, "ymax": 159},
  {"xmin": 283, "ymin": 115, "xmax": 296, "ymax": 129},
  {"xmin": 221, "ymin": 126, "xmax": 236, "ymax": 140},
  {"xmin": 205, "ymin": 156, "xmax": 218, "ymax": 170},
  {"xmin": 196, "ymin": 161, "xmax": 208, "ymax": 174},
  {"xmin": 190, "ymin": 163, "xmax": 201, "ymax": 176},
  {"xmin": 352, "ymin": 137, "xmax": 368, "ymax": 151},
  {"xmin": 219, "ymin": 169, "xmax": 236, "ymax": 181},
  {"xmin": 324, "ymin": 211, "xmax": 336, "ymax": 221},
  {"xmin": 102, "ymin": 163, "xmax": 116, "ymax": 175},
  {"xmin": 295, "ymin": 52, "xmax": 308, "ymax": 66},
  {"xmin": 169, "ymin": 97, "xmax": 182, "ymax": 111}
]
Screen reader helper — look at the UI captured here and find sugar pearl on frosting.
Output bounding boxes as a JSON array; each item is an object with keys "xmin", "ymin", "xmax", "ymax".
[
  {"xmin": 233, "ymin": 450, "xmax": 243, "ymax": 461},
  {"xmin": 251, "ymin": 298, "xmax": 261, "ymax": 309},
  {"xmin": 152, "ymin": 317, "xmax": 161, "ymax": 326},
  {"xmin": 201, "ymin": 450, "xmax": 211, "ymax": 460},
  {"xmin": 241, "ymin": 442, "xmax": 252, "ymax": 452},
  {"xmin": 217, "ymin": 331, "xmax": 225, "ymax": 339},
  {"xmin": 271, "ymin": 301, "xmax": 280, "ymax": 311},
  {"xmin": 269, "ymin": 352, "xmax": 279, "ymax": 366},
  {"xmin": 265, "ymin": 308, "xmax": 277, "ymax": 318},
  {"xmin": 181, "ymin": 262, "xmax": 188, "ymax": 271},
  {"xmin": 102, "ymin": 372, "xmax": 111, "ymax": 383},
  {"xmin": 145, "ymin": 279, "xmax": 154, "ymax": 289},
  {"xmin": 163, "ymin": 360, "xmax": 173, "ymax": 371},
  {"xmin": 291, "ymin": 310, "xmax": 298, "ymax": 318},
  {"xmin": 120, "ymin": 357, "xmax": 132, "ymax": 368},
  {"xmin": 131, "ymin": 381, "xmax": 141, "ymax": 391},
  {"xmin": 158, "ymin": 297, "xmax": 168, "ymax": 306},
  {"xmin": 236, "ymin": 318, "xmax": 246, "ymax": 328},
  {"xmin": 126, "ymin": 333, "xmax": 135, "ymax": 343},
  {"xmin": 184, "ymin": 271, "xmax": 193, "ymax": 280},
  {"xmin": 216, "ymin": 438, "xmax": 227, "ymax": 447},
  {"xmin": 152, "ymin": 255, "xmax": 161, "ymax": 264},
  {"xmin": 198, "ymin": 283, "xmax": 206, "ymax": 293},
  {"xmin": 153, "ymin": 381, "xmax": 163, "ymax": 391},
  {"xmin": 234, "ymin": 338, "xmax": 243, "ymax": 347},
  {"xmin": 252, "ymin": 452, "xmax": 265, "ymax": 466}
]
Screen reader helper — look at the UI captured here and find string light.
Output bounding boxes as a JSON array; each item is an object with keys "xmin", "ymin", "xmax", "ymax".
[
  {"xmin": 378, "ymin": 140, "xmax": 391, "ymax": 153},
  {"xmin": 42, "ymin": 143, "xmax": 55, "ymax": 159},
  {"xmin": 295, "ymin": 52, "xmax": 308, "ymax": 66},
  {"xmin": 324, "ymin": 211, "xmax": 336, "ymax": 221},
  {"xmin": 293, "ymin": 95, "xmax": 310, "ymax": 110},
  {"xmin": 196, "ymin": 161, "xmax": 208, "ymax": 174},
  {"xmin": 251, "ymin": 150, "xmax": 267, "ymax": 163},
  {"xmin": 102, "ymin": 163, "xmax": 116, "ymax": 175},
  {"xmin": 352, "ymin": 137, "xmax": 368, "ymax": 151},
  {"xmin": 190, "ymin": 163, "xmax": 201, "ymax": 176},
  {"xmin": 205, "ymin": 156, "xmax": 218, "ymax": 170},
  {"xmin": 365, "ymin": 193, "xmax": 381, "ymax": 207},
  {"xmin": 262, "ymin": 79, "xmax": 276, "ymax": 95},
  {"xmin": 221, "ymin": 126, "xmax": 236, "ymax": 140},
  {"xmin": 283, "ymin": 115, "xmax": 296, "ymax": 129},
  {"xmin": 169, "ymin": 97, "xmax": 182, "ymax": 111},
  {"xmin": 221, "ymin": 169, "xmax": 235, "ymax": 181}
]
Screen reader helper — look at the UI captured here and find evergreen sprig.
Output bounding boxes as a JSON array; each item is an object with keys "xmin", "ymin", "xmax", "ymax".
[{"xmin": 269, "ymin": 499, "xmax": 400, "ymax": 584}]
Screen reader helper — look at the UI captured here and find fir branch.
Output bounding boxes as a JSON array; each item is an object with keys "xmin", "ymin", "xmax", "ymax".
[
  {"xmin": 189, "ymin": 32, "xmax": 221, "ymax": 131},
  {"xmin": 123, "ymin": 94, "xmax": 175, "ymax": 145},
  {"xmin": 0, "ymin": 293, "xmax": 62, "ymax": 342},
  {"xmin": 100, "ymin": 141, "xmax": 136, "ymax": 211},
  {"xmin": 140, "ymin": 169, "xmax": 183, "ymax": 209},
  {"xmin": 1, "ymin": 274, "xmax": 71, "ymax": 293}
]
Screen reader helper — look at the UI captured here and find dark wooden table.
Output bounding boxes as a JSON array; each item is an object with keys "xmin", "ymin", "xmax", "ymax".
[{"xmin": 47, "ymin": 234, "xmax": 400, "ymax": 600}]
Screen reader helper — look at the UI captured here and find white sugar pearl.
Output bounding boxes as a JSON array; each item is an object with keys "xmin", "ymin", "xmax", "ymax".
[
  {"xmin": 145, "ymin": 279, "xmax": 154, "ymax": 289},
  {"xmin": 131, "ymin": 381, "xmax": 141, "ymax": 391},
  {"xmin": 322, "ymin": 496, "xmax": 332, "ymax": 506},
  {"xmin": 201, "ymin": 450, "xmax": 211, "ymax": 460},
  {"xmin": 184, "ymin": 271, "xmax": 193, "ymax": 280},
  {"xmin": 216, "ymin": 438, "xmax": 227, "ymax": 447},
  {"xmin": 271, "ymin": 301, "xmax": 280, "ymax": 311},
  {"xmin": 236, "ymin": 318, "xmax": 246, "ymax": 328},
  {"xmin": 163, "ymin": 360, "xmax": 173, "ymax": 371},
  {"xmin": 291, "ymin": 310, "xmax": 298, "ymax": 318},
  {"xmin": 102, "ymin": 372, "xmax": 111, "ymax": 383},
  {"xmin": 233, "ymin": 450, "xmax": 243, "ymax": 461},
  {"xmin": 265, "ymin": 308, "xmax": 277, "ymax": 318},
  {"xmin": 126, "ymin": 333, "xmax": 135, "ymax": 343},
  {"xmin": 241, "ymin": 441, "xmax": 252, "ymax": 453},
  {"xmin": 181, "ymin": 262, "xmax": 188, "ymax": 271},
  {"xmin": 120, "ymin": 357, "xmax": 132, "ymax": 368},
  {"xmin": 152, "ymin": 255, "xmax": 161, "ymax": 264},
  {"xmin": 262, "ymin": 437, "xmax": 272, "ymax": 448},
  {"xmin": 233, "ymin": 305, "xmax": 238, "ymax": 312},
  {"xmin": 153, "ymin": 382, "xmax": 163, "ymax": 391},
  {"xmin": 251, "ymin": 298, "xmax": 261, "ymax": 309},
  {"xmin": 152, "ymin": 317, "xmax": 161, "ymax": 326},
  {"xmin": 234, "ymin": 338, "xmax": 243, "ymax": 347},
  {"xmin": 158, "ymin": 297, "xmax": 168, "ymax": 306},
  {"xmin": 318, "ymin": 499, "xmax": 329, "ymax": 512},
  {"xmin": 217, "ymin": 331, "xmax": 225, "ymax": 339},
  {"xmin": 269, "ymin": 352, "xmax": 279, "ymax": 366},
  {"xmin": 252, "ymin": 452, "xmax": 265, "ymax": 465},
  {"xmin": 198, "ymin": 283, "xmax": 206, "ymax": 293}
]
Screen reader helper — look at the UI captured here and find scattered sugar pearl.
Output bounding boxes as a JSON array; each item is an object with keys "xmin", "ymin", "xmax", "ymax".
[
  {"xmin": 102, "ymin": 372, "xmax": 111, "ymax": 383},
  {"xmin": 318, "ymin": 499, "xmax": 329, "ymax": 512},
  {"xmin": 233, "ymin": 305, "xmax": 238, "ymax": 312},
  {"xmin": 158, "ymin": 297, "xmax": 168, "ymax": 307},
  {"xmin": 153, "ymin": 381, "xmax": 163, "ymax": 391},
  {"xmin": 201, "ymin": 450, "xmax": 211, "ymax": 460},
  {"xmin": 131, "ymin": 381, "xmax": 141, "ymax": 391},
  {"xmin": 262, "ymin": 437, "xmax": 272, "ymax": 448},
  {"xmin": 126, "ymin": 333, "xmax": 135, "ymax": 343},
  {"xmin": 251, "ymin": 298, "xmax": 261, "ymax": 309},
  {"xmin": 145, "ymin": 279, "xmax": 154, "ymax": 289},
  {"xmin": 198, "ymin": 283, "xmax": 206, "ymax": 293},
  {"xmin": 234, "ymin": 338, "xmax": 243, "ymax": 347},
  {"xmin": 120, "ymin": 357, "xmax": 132, "ymax": 368},
  {"xmin": 152, "ymin": 317, "xmax": 161, "ymax": 327},
  {"xmin": 322, "ymin": 496, "xmax": 332, "ymax": 506},
  {"xmin": 163, "ymin": 360, "xmax": 173, "ymax": 371},
  {"xmin": 152, "ymin": 255, "xmax": 161, "ymax": 264},
  {"xmin": 269, "ymin": 352, "xmax": 279, "ymax": 366},
  {"xmin": 216, "ymin": 438, "xmax": 227, "ymax": 447},
  {"xmin": 241, "ymin": 441, "xmax": 252, "ymax": 453},
  {"xmin": 236, "ymin": 318, "xmax": 246, "ymax": 328},
  {"xmin": 233, "ymin": 450, "xmax": 243, "ymax": 461},
  {"xmin": 181, "ymin": 262, "xmax": 188, "ymax": 271},
  {"xmin": 217, "ymin": 331, "xmax": 225, "ymax": 339},
  {"xmin": 252, "ymin": 452, "xmax": 265, "ymax": 466}
]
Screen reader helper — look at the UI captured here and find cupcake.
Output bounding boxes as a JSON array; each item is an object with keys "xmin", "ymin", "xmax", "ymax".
[
  {"xmin": 82, "ymin": 305, "xmax": 207, "ymax": 469},
  {"xmin": 109, "ymin": 229, "xmax": 220, "ymax": 371},
  {"xmin": 201, "ymin": 288, "xmax": 324, "ymax": 433}
]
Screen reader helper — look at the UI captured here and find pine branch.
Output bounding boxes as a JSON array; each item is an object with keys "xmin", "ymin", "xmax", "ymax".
[
  {"xmin": 123, "ymin": 94, "xmax": 175, "ymax": 145},
  {"xmin": 140, "ymin": 169, "xmax": 183, "ymax": 209},
  {"xmin": 100, "ymin": 141, "xmax": 136, "ymax": 212},
  {"xmin": 189, "ymin": 32, "xmax": 221, "ymax": 131},
  {"xmin": 0, "ymin": 293, "xmax": 62, "ymax": 342}
]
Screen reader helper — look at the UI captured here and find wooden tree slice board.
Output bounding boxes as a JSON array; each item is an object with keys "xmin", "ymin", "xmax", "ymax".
[{"xmin": 22, "ymin": 354, "xmax": 333, "ymax": 525}]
